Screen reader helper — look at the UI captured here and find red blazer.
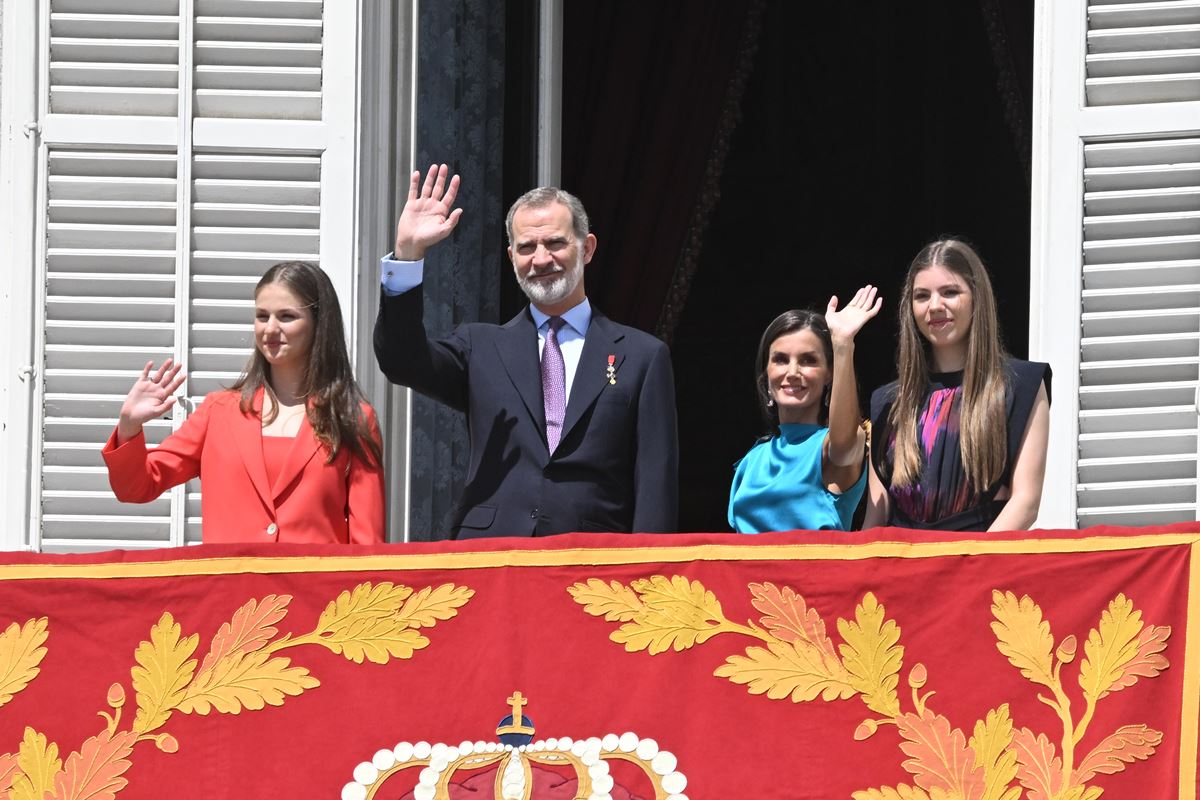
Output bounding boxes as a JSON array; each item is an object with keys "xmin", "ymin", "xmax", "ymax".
[{"xmin": 102, "ymin": 389, "xmax": 385, "ymax": 544}]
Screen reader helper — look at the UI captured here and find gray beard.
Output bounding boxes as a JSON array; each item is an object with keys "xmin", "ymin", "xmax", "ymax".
[{"xmin": 516, "ymin": 261, "xmax": 582, "ymax": 306}]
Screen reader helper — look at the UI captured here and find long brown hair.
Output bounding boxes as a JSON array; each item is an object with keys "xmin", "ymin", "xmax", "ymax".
[
  {"xmin": 231, "ymin": 261, "xmax": 382, "ymax": 467},
  {"xmin": 888, "ymin": 239, "xmax": 1007, "ymax": 489}
]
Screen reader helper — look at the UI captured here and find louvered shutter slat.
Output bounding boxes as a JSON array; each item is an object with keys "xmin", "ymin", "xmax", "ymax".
[
  {"xmin": 195, "ymin": 65, "xmax": 321, "ymax": 91},
  {"xmin": 1079, "ymin": 380, "xmax": 1196, "ymax": 406},
  {"xmin": 48, "ymin": 274, "xmax": 175, "ymax": 299},
  {"xmin": 1078, "ymin": 452, "xmax": 1197, "ymax": 481},
  {"xmin": 50, "ymin": 13, "xmax": 180, "ymax": 38},
  {"xmin": 48, "ymin": 202, "xmax": 178, "ymax": 226},
  {"xmin": 45, "ymin": 393, "xmax": 141, "ymax": 418},
  {"xmin": 51, "ymin": 63, "xmax": 179, "ymax": 89},
  {"xmin": 46, "ymin": 320, "xmax": 174, "ymax": 346},
  {"xmin": 42, "ymin": 466, "xmax": 113, "ymax": 492},
  {"xmin": 45, "ymin": 345, "xmax": 174, "ymax": 372},
  {"xmin": 1083, "ymin": 259, "xmax": 1200, "ymax": 289},
  {"xmin": 1081, "ymin": 333, "xmax": 1200, "ymax": 361},
  {"xmin": 52, "ymin": 0, "xmax": 180, "ymax": 11}
]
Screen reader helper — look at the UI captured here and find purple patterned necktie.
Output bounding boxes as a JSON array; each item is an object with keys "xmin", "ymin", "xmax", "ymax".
[{"xmin": 542, "ymin": 316, "xmax": 566, "ymax": 453}]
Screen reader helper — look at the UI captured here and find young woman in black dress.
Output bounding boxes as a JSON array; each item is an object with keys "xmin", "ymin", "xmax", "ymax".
[{"xmin": 864, "ymin": 238, "xmax": 1051, "ymax": 532}]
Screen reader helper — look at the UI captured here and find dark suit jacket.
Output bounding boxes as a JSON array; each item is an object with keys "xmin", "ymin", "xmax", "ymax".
[{"xmin": 374, "ymin": 288, "xmax": 679, "ymax": 538}]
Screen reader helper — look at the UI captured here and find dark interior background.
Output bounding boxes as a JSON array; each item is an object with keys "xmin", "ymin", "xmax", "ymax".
[{"xmin": 503, "ymin": 0, "xmax": 1034, "ymax": 532}]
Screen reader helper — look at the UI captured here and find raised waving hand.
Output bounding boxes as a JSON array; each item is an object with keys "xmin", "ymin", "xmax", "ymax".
[
  {"xmin": 393, "ymin": 163, "xmax": 464, "ymax": 260},
  {"xmin": 824, "ymin": 285, "xmax": 882, "ymax": 473},
  {"xmin": 117, "ymin": 359, "xmax": 186, "ymax": 444},
  {"xmin": 825, "ymin": 284, "xmax": 883, "ymax": 345}
]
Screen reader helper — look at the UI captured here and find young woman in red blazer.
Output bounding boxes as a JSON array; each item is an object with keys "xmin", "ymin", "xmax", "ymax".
[{"xmin": 103, "ymin": 261, "xmax": 386, "ymax": 544}]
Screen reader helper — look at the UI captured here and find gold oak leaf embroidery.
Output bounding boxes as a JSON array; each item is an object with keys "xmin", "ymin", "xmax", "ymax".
[
  {"xmin": 50, "ymin": 729, "xmax": 136, "ymax": 800},
  {"xmin": 1073, "ymin": 724, "xmax": 1163, "ymax": 785},
  {"xmin": 968, "ymin": 705, "xmax": 1020, "ymax": 800},
  {"xmin": 299, "ymin": 582, "xmax": 472, "ymax": 664},
  {"xmin": 989, "ymin": 591, "xmax": 1055, "ymax": 689},
  {"xmin": 570, "ymin": 580, "xmax": 1169, "ymax": 800},
  {"xmin": 0, "ymin": 618, "xmax": 49, "ymax": 709},
  {"xmin": 307, "ymin": 582, "xmax": 415, "ymax": 663},
  {"xmin": 837, "ymin": 592, "xmax": 903, "ymax": 717},
  {"xmin": 567, "ymin": 579, "xmax": 646, "ymax": 621},
  {"xmin": 9, "ymin": 727, "xmax": 62, "ymax": 800},
  {"xmin": 895, "ymin": 709, "xmax": 986, "ymax": 800},
  {"xmin": 176, "ymin": 649, "xmax": 319, "ymax": 715},
  {"xmin": 130, "ymin": 613, "xmax": 199, "ymax": 735},
  {"xmin": 851, "ymin": 785, "xmax": 933, "ymax": 800},
  {"xmin": 197, "ymin": 594, "xmax": 291, "ymax": 675},
  {"xmin": 611, "ymin": 576, "xmax": 726, "ymax": 655},
  {"xmin": 1079, "ymin": 595, "xmax": 1169, "ymax": 702},
  {"xmin": 714, "ymin": 639, "xmax": 857, "ymax": 702},
  {"xmin": 1011, "ymin": 728, "xmax": 1063, "ymax": 800},
  {"xmin": 0, "ymin": 584, "xmax": 473, "ymax": 800},
  {"xmin": 1055, "ymin": 786, "xmax": 1103, "ymax": 800},
  {"xmin": 396, "ymin": 584, "xmax": 475, "ymax": 629},
  {"xmin": 0, "ymin": 752, "xmax": 18, "ymax": 794},
  {"xmin": 749, "ymin": 581, "xmax": 848, "ymax": 680}
]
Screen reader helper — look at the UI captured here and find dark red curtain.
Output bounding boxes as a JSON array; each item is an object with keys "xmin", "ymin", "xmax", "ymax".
[{"xmin": 561, "ymin": 1, "xmax": 759, "ymax": 334}]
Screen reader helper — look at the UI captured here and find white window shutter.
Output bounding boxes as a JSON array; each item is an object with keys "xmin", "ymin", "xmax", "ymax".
[
  {"xmin": 1032, "ymin": 0, "xmax": 1200, "ymax": 528},
  {"xmin": 39, "ymin": 150, "xmax": 181, "ymax": 550},
  {"xmin": 31, "ymin": 2, "xmax": 358, "ymax": 551},
  {"xmin": 1077, "ymin": 138, "xmax": 1200, "ymax": 525}
]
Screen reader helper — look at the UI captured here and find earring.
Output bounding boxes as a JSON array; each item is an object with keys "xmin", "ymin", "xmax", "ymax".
[{"xmin": 766, "ymin": 398, "xmax": 775, "ymax": 408}]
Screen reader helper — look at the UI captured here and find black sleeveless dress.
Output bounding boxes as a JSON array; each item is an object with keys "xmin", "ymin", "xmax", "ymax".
[{"xmin": 869, "ymin": 358, "xmax": 1051, "ymax": 531}]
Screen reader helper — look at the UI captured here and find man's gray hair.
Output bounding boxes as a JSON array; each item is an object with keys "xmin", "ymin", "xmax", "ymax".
[{"xmin": 505, "ymin": 187, "xmax": 590, "ymax": 245}]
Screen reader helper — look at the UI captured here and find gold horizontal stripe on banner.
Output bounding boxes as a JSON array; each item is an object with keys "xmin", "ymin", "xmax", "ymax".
[{"xmin": 0, "ymin": 532, "xmax": 1196, "ymax": 581}]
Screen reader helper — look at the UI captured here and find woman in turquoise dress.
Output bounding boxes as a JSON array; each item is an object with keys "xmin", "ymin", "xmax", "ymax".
[{"xmin": 728, "ymin": 286, "xmax": 881, "ymax": 533}]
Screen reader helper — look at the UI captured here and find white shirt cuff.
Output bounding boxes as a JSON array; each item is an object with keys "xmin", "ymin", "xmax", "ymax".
[{"xmin": 380, "ymin": 254, "xmax": 424, "ymax": 296}]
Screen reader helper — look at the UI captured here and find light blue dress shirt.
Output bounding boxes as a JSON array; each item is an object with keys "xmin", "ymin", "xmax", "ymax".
[{"xmin": 379, "ymin": 253, "xmax": 426, "ymax": 295}]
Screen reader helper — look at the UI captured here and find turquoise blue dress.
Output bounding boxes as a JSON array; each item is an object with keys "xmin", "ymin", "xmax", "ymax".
[{"xmin": 728, "ymin": 423, "xmax": 867, "ymax": 533}]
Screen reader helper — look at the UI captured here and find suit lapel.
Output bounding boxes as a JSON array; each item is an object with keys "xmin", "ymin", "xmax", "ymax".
[
  {"xmin": 228, "ymin": 388, "xmax": 275, "ymax": 514},
  {"xmin": 495, "ymin": 309, "xmax": 548, "ymax": 446},
  {"xmin": 271, "ymin": 410, "xmax": 323, "ymax": 500},
  {"xmin": 561, "ymin": 311, "xmax": 626, "ymax": 444}
]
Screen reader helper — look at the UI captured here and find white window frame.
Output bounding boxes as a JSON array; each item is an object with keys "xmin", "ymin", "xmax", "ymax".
[
  {"xmin": 1030, "ymin": 0, "xmax": 1200, "ymax": 528},
  {"xmin": 354, "ymin": 0, "xmax": 418, "ymax": 542},
  {"xmin": 0, "ymin": 1, "xmax": 41, "ymax": 551}
]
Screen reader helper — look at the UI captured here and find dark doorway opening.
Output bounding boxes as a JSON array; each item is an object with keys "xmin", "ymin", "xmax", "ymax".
[{"xmin": 556, "ymin": 0, "xmax": 1034, "ymax": 531}]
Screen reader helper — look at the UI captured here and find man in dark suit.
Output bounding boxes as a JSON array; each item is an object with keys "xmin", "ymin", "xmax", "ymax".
[{"xmin": 374, "ymin": 164, "xmax": 679, "ymax": 538}]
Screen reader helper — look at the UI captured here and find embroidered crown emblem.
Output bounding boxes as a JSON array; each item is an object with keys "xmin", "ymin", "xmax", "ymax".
[{"xmin": 341, "ymin": 692, "xmax": 689, "ymax": 800}]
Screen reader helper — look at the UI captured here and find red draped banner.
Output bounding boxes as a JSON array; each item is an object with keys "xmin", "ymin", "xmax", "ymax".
[{"xmin": 0, "ymin": 525, "xmax": 1196, "ymax": 799}]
